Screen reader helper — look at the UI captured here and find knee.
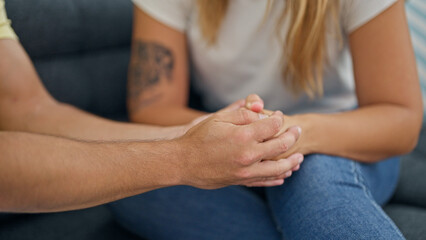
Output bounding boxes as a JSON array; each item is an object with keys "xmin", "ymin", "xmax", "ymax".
[
  {"xmin": 293, "ymin": 154, "xmax": 353, "ymax": 184},
  {"xmin": 272, "ymin": 154, "xmax": 363, "ymax": 202}
]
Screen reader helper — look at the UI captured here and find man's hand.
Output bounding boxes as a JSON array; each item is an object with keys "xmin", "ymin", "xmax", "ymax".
[
  {"xmin": 175, "ymin": 108, "xmax": 303, "ymax": 189},
  {"xmin": 179, "ymin": 99, "xmax": 248, "ymax": 136},
  {"xmin": 245, "ymin": 94, "xmax": 302, "ymax": 158}
]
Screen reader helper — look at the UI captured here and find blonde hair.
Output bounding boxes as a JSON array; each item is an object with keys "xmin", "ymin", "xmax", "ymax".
[{"xmin": 197, "ymin": 0, "xmax": 340, "ymax": 98}]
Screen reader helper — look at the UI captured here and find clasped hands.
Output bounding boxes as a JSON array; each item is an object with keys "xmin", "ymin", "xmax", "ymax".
[{"xmin": 177, "ymin": 94, "xmax": 304, "ymax": 189}]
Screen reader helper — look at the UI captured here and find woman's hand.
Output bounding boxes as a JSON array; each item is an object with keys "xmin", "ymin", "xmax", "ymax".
[{"xmin": 244, "ymin": 94, "xmax": 304, "ymax": 160}]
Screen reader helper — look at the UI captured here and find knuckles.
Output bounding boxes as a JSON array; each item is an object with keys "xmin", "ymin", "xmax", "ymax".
[
  {"xmin": 275, "ymin": 137, "xmax": 290, "ymax": 153},
  {"xmin": 269, "ymin": 116, "xmax": 283, "ymax": 134},
  {"xmin": 238, "ymin": 108, "xmax": 257, "ymax": 124},
  {"xmin": 235, "ymin": 150, "xmax": 258, "ymax": 166},
  {"xmin": 238, "ymin": 108, "xmax": 251, "ymax": 123},
  {"xmin": 280, "ymin": 142, "xmax": 289, "ymax": 152},
  {"xmin": 235, "ymin": 169, "xmax": 252, "ymax": 179}
]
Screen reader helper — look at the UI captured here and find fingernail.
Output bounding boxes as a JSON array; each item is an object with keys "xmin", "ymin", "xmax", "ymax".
[
  {"xmin": 251, "ymin": 102, "xmax": 263, "ymax": 112},
  {"xmin": 258, "ymin": 113, "xmax": 268, "ymax": 119},
  {"xmin": 293, "ymin": 164, "xmax": 300, "ymax": 171},
  {"xmin": 285, "ymin": 171, "xmax": 292, "ymax": 177},
  {"xmin": 298, "ymin": 154, "xmax": 304, "ymax": 164},
  {"xmin": 296, "ymin": 153, "xmax": 303, "ymax": 164},
  {"xmin": 296, "ymin": 126, "xmax": 302, "ymax": 135}
]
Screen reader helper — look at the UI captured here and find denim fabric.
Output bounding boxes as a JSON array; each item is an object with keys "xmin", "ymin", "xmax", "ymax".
[{"xmin": 110, "ymin": 154, "xmax": 404, "ymax": 240}]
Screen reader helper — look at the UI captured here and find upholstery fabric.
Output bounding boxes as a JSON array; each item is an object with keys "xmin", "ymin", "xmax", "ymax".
[
  {"xmin": 6, "ymin": 0, "xmax": 132, "ymax": 119},
  {"xmin": 0, "ymin": 206, "xmax": 139, "ymax": 240},
  {"xmin": 384, "ymin": 204, "xmax": 426, "ymax": 240}
]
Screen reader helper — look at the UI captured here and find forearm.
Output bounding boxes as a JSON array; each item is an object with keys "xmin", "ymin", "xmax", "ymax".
[
  {"xmin": 0, "ymin": 131, "xmax": 181, "ymax": 213},
  {"xmin": 291, "ymin": 104, "xmax": 422, "ymax": 162},
  {"xmin": 13, "ymin": 101, "xmax": 183, "ymax": 141},
  {"xmin": 130, "ymin": 105, "xmax": 206, "ymax": 126},
  {"xmin": 0, "ymin": 39, "xmax": 183, "ymax": 141}
]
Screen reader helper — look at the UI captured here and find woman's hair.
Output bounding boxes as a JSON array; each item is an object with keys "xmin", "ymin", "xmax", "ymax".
[{"xmin": 197, "ymin": 0, "xmax": 340, "ymax": 98}]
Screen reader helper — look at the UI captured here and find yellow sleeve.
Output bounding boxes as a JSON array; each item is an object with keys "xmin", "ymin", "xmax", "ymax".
[{"xmin": 0, "ymin": 0, "xmax": 17, "ymax": 40}]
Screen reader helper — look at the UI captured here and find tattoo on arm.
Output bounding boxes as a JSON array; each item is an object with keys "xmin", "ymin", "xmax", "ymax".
[{"xmin": 128, "ymin": 41, "xmax": 174, "ymax": 110}]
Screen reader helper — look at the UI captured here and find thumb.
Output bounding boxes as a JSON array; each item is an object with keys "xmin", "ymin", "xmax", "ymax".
[
  {"xmin": 245, "ymin": 94, "xmax": 264, "ymax": 113},
  {"xmin": 219, "ymin": 99, "xmax": 246, "ymax": 113}
]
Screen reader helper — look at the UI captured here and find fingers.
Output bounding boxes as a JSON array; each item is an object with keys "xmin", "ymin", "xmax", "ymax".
[
  {"xmin": 216, "ymin": 108, "xmax": 268, "ymax": 125},
  {"xmin": 243, "ymin": 167, "xmax": 296, "ymax": 187},
  {"xmin": 256, "ymin": 125, "xmax": 301, "ymax": 159},
  {"xmin": 292, "ymin": 164, "xmax": 300, "ymax": 171},
  {"xmin": 245, "ymin": 179, "xmax": 284, "ymax": 187},
  {"xmin": 261, "ymin": 109, "xmax": 274, "ymax": 116},
  {"xmin": 248, "ymin": 154, "xmax": 303, "ymax": 179},
  {"xmin": 243, "ymin": 159, "xmax": 301, "ymax": 187},
  {"xmin": 241, "ymin": 111, "xmax": 284, "ymax": 142},
  {"xmin": 220, "ymin": 99, "xmax": 246, "ymax": 112},
  {"xmin": 251, "ymin": 170, "xmax": 293, "ymax": 182},
  {"xmin": 245, "ymin": 94, "xmax": 264, "ymax": 113}
]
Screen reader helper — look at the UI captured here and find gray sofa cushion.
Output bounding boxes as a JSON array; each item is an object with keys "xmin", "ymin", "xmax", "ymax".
[
  {"xmin": 384, "ymin": 204, "xmax": 426, "ymax": 240},
  {"xmin": 391, "ymin": 131, "xmax": 426, "ymax": 209},
  {"xmin": 7, "ymin": 0, "xmax": 132, "ymax": 59},
  {"xmin": 0, "ymin": 206, "xmax": 139, "ymax": 240},
  {"xmin": 6, "ymin": 0, "xmax": 132, "ymax": 119}
]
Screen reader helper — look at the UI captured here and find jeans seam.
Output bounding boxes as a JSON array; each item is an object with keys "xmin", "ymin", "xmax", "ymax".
[
  {"xmin": 351, "ymin": 161, "xmax": 405, "ymax": 239},
  {"xmin": 265, "ymin": 196, "xmax": 285, "ymax": 239}
]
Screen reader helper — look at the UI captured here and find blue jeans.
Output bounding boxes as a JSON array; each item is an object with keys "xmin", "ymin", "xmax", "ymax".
[{"xmin": 109, "ymin": 154, "xmax": 404, "ymax": 240}]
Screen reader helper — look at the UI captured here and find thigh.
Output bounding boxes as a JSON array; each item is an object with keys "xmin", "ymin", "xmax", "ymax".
[
  {"xmin": 109, "ymin": 185, "xmax": 280, "ymax": 240},
  {"xmin": 265, "ymin": 154, "xmax": 404, "ymax": 240}
]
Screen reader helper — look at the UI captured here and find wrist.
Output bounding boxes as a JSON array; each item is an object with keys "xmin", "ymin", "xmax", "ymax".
[
  {"xmin": 168, "ymin": 137, "xmax": 199, "ymax": 187},
  {"xmin": 162, "ymin": 139, "xmax": 186, "ymax": 186},
  {"xmin": 291, "ymin": 113, "xmax": 318, "ymax": 155},
  {"xmin": 127, "ymin": 140, "xmax": 184, "ymax": 190}
]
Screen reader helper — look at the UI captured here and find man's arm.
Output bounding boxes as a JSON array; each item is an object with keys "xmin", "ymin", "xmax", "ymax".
[
  {"xmin": 0, "ymin": 131, "xmax": 178, "ymax": 213},
  {"xmin": 0, "ymin": 39, "xmax": 183, "ymax": 140},
  {"xmin": 0, "ymin": 110, "xmax": 302, "ymax": 213}
]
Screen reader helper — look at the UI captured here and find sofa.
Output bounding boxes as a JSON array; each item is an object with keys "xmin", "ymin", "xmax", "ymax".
[{"xmin": 1, "ymin": 0, "xmax": 425, "ymax": 239}]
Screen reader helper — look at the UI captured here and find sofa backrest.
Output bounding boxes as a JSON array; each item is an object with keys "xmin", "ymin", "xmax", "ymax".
[{"xmin": 6, "ymin": 0, "xmax": 133, "ymax": 120}]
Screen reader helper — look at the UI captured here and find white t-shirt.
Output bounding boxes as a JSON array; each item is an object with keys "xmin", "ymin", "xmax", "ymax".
[{"xmin": 133, "ymin": 0, "xmax": 397, "ymax": 114}]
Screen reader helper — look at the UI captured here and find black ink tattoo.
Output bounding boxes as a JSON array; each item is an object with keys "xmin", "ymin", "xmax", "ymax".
[{"xmin": 128, "ymin": 41, "xmax": 174, "ymax": 110}]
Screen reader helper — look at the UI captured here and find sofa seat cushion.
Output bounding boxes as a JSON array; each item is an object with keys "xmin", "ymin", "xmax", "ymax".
[
  {"xmin": 0, "ymin": 206, "xmax": 140, "ymax": 240},
  {"xmin": 384, "ymin": 204, "xmax": 426, "ymax": 240},
  {"xmin": 391, "ymin": 145, "xmax": 426, "ymax": 209}
]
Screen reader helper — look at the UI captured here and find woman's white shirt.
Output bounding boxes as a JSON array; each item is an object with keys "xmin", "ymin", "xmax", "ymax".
[{"xmin": 133, "ymin": 0, "xmax": 397, "ymax": 114}]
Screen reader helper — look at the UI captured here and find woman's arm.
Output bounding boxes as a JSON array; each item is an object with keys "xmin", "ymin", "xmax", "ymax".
[
  {"xmin": 258, "ymin": 0, "xmax": 423, "ymax": 163},
  {"xmin": 0, "ymin": 39, "xmax": 184, "ymax": 141},
  {"xmin": 127, "ymin": 6, "xmax": 205, "ymax": 126}
]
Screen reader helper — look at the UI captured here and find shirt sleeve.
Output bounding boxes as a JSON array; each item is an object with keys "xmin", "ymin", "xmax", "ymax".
[
  {"xmin": 132, "ymin": 0, "xmax": 193, "ymax": 33},
  {"xmin": 341, "ymin": 0, "xmax": 398, "ymax": 34},
  {"xmin": 0, "ymin": 0, "xmax": 17, "ymax": 40}
]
